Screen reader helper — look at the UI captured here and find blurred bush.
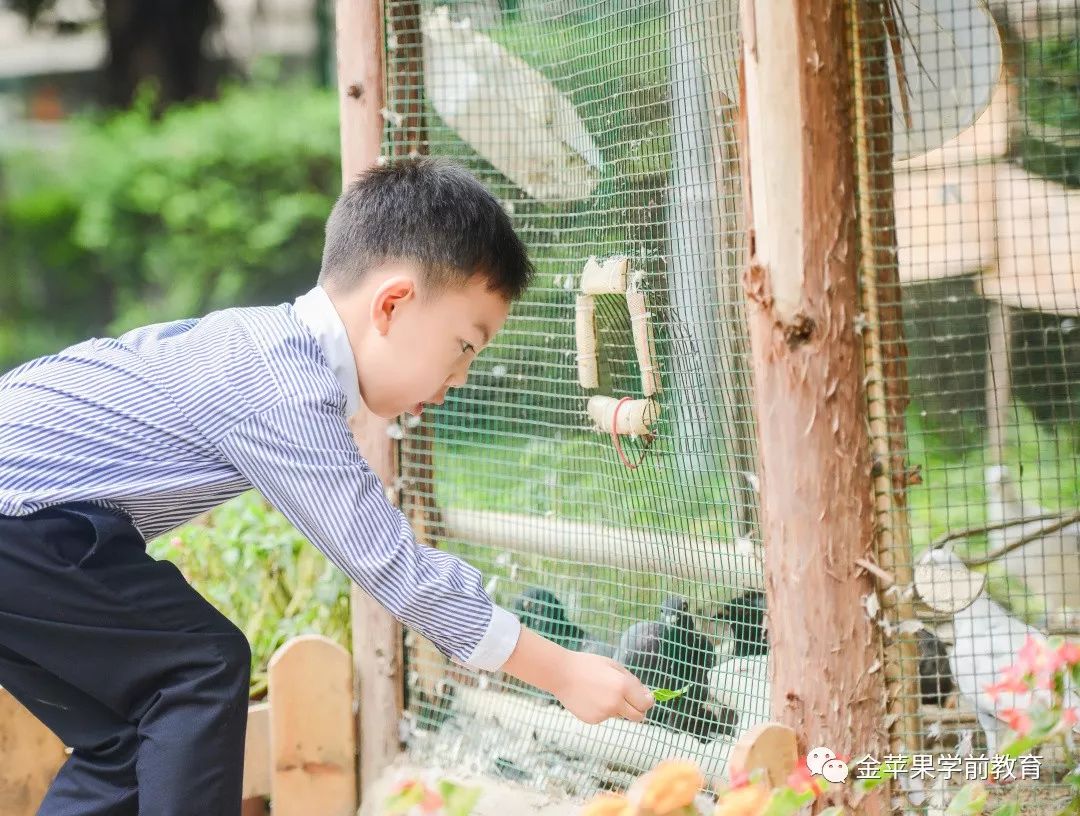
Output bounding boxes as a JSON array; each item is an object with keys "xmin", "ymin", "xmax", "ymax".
[{"xmin": 0, "ymin": 81, "xmax": 341, "ymax": 371}]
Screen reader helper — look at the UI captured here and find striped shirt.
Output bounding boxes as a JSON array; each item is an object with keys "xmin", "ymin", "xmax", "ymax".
[{"xmin": 0, "ymin": 285, "xmax": 520, "ymax": 672}]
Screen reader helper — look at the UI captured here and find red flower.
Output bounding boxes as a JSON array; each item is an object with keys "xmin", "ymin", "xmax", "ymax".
[
  {"xmin": 1000, "ymin": 708, "xmax": 1033, "ymax": 736},
  {"xmin": 786, "ymin": 759, "xmax": 824, "ymax": 797}
]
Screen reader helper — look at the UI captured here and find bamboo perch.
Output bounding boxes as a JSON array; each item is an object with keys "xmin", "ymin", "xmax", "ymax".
[
  {"xmin": 626, "ymin": 287, "xmax": 661, "ymax": 397},
  {"xmin": 587, "ymin": 395, "xmax": 660, "ymax": 436},
  {"xmin": 441, "ymin": 506, "xmax": 764, "ymax": 588},
  {"xmin": 575, "ymin": 295, "xmax": 598, "ymax": 389},
  {"xmin": 581, "ymin": 256, "xmax": 629, "ymax": 295}
]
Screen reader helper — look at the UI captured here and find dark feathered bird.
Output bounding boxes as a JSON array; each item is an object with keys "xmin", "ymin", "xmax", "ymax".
[
  {"xmin": 617, "ymin": 595, "xmax": 724, "ymax": 740},
  {"xmin": 917, "ymin": 628, "xmax": 955, "ymax": 706},
  {"xmin": 513, "ymin": 586, "xmax": 614, "ymax": 655},
  {"xmin": 658, "ymin": 595, "xmax": 716, "ymax": 693},
  {"xmin": 715, "ymin": 590, "xmax": 768, "ymax": 658},
  {"xmin": 657, "ymin": 694, "xmax": 739, "ymax": 743}
]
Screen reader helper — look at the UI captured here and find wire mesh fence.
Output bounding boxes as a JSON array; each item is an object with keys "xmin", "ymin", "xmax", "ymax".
[
  {"xmin": 855, "ymin": 0, "xmax": 1080, "ymax": 813},
  {"xmin": 376, "ymin": 0, "xmax": 1080, "ymax": 810}
]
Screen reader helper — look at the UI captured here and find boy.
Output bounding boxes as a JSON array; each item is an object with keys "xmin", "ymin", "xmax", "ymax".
[{"xmin": 0, "ymin": 158, "xmax": 654, "ymax": 815}]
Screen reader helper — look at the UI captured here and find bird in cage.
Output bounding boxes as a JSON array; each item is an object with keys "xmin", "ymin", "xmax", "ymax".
[
  {"xmin": 713, "ymin": 589, "xmax": 769, "ymax": 658},
  {"xmin": 511, "ymin": 586, "xmax": 614, "ymax": 657},
  {"xmin": 920, "ymin": 547, "xmax": 1080, "ymax": 756},
  {"xmin": 985, "ymin": 464, "xmax": 1080, "ymax": 631},
  {"xmin": 615, "ymin": 595, "xmax": 735, "ymax": 741},
  {"xmin": 916, "ymin": 628, "xmax": 955, "ymax": 707}
]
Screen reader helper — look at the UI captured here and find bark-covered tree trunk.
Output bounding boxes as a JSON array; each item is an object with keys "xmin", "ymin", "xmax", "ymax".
[
  {"xmin": 738, "ymin": 0, "xmax": 890, "ymax": 811},
  {"xmin": 102, "ymin": 0, "xmax": 219, "ymax": 109}
]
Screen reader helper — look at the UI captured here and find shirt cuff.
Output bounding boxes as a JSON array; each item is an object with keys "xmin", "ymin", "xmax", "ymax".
[{"xmin": 459, "ymin": 604, "xmax": 521, "ymax": 672}]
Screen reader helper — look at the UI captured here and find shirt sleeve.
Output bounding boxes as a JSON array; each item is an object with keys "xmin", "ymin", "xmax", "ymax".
[{"xmin": 216, "ymin": 396, "xmax": 520, "ymax": 672}]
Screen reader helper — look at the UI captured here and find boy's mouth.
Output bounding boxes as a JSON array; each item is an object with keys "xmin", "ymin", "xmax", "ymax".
[{"xmin": 410, "ymin": 402, "xmax": 424, "ymax": 416}]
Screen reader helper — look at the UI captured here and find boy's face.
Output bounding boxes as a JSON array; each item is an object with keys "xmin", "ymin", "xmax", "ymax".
[{"xmin": 337, "ymin": 262, "xmax": 511, "ymax": 420}]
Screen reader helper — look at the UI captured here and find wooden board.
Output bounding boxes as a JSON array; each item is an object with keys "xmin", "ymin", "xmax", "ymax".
[
  {"xmin": 894, "ymin": 162, "xmax": 997, "ymax": 284},
  {"xmin": 442, "ymin": 507, "xmax": 764, "ymax": 588},
  {"xmin": 0, "ymin": 688, "xmax": 67, "ymax": 816},
  {"xmin": 984, "ymin": 162, "xmax": 1080, "ymax": 315},
  {"xmin": 268, "ymin": 635, "xmax": 357, "ymax": 816},
  {"xmin": 242, "ymin": 702, "xmax": 271, "ymax": 800}
]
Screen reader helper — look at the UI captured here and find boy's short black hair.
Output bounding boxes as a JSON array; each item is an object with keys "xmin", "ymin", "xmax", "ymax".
[{"xmin": 319, "ymin": 157, "xmax": 534, "ymax": 301}]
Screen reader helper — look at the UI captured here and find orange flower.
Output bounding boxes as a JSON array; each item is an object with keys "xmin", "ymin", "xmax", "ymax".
[
  {"xmin": 579, "ymin": 793, "xmax": 633, "ymax": 816},
  {"xmin": 626, "ymin": 759, "xmax": 705, "ymax": 815},
  {"xmin": 420, "ymin": 788, "xmax": 444, "ymax": 813},
  {"xmin": 713, "ymin": 784, "xmax": 772, "ymax": 816}
]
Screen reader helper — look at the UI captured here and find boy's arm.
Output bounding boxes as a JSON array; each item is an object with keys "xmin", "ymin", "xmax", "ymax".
[
  {"xmin": 218, "ymin": 395, "xmax": 517, "ymax": 672},
  {"xmin": 216, "ymin": 394, "xmax": 653, "ymax": 723}
]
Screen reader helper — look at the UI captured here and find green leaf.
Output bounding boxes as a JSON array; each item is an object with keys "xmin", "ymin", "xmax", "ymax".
[
  {"xmin": 761, "ymin": 788, "xmax": 817, "ymax": 816},
  {"xmin": 819, "ymin": 808, "xmax": 846, "ymax": 816},
  {"xmin": 990, "ymin": 802, "xmax": 1021, "ymax": 816},
  {"xmin": 1001, "ymin": 733, "xmax": 1042, "ymax": 759},
  {"xmin": 945, "ymin": 782, "xmax": 989, "ymax": 815},
  {"xmin": 439, "ymin": 779, "xmax": 483, "ymax": 816},
  {"xmin": 652, "ymin": 684, "xmax": 691, "ymax": 702}
]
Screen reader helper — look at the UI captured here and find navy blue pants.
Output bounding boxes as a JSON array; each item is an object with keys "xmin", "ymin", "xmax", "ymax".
[{"xmin": 0, "ymin": 503, "xmax": 251, "ymax": 815}]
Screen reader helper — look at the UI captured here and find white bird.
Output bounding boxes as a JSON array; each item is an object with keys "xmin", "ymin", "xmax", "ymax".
[
  {"xmin": 985, "ymin": 464, "xmax": 1080, "ymax": 629},
  {"xmin": 921, "ymin": 547, "xmax": 1079, "ymax": 756},
  {"xmin": 706, "ymin": 654, "xmax": 770, "ymax": 734}
]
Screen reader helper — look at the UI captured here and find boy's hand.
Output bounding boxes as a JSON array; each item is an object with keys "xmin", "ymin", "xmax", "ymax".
[
  {"xmin": 550, "ymin": 651, "xmax": 655, "ymax": 724},
  {"xmin": 500, "ymin": 625, "xmax": 654, "ymax": 725}
]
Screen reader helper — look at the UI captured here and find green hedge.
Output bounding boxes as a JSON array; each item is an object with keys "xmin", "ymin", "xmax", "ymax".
[{"xmin": 0, "ymin": 83, "xmax": 342, "ymax": 371}]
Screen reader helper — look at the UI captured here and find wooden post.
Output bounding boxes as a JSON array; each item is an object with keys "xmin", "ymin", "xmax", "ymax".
[
  {"xmin": 335, "ymin": 0, "xmax": 406, "ymax": 801},
  {"xmin": 268, "ymin": 636, "xmax": 356, "ymax": 815},
  {"xmin": 985, "ymin": 299, "xmax": 1012, "ymax": 465},
  {"xmin": 850, "ymin": 0, "xmax": 925, "ymax": 775},
  {"xmin": 738, "ymin": 1, "xmax": 889, "ymax": 812}
]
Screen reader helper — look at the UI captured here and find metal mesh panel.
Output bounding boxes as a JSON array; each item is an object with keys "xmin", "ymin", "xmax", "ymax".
[
  {"xmin": 384, "ymin": 0, "xmax": 760, "ymax": 797},
  {"xmin": 854, "ymin": 1, "xmax": 1080, "ymax": 812}
]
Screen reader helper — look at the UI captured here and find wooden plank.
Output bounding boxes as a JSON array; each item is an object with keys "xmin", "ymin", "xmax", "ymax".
[
  {"xmin": 268, "ymin": 635, "xmax": 356, "ymax": 816},
  {"xmin": 335, "ymin": 0, "xmax": 406, "ymax": 802},
  {"xmin": 242, "ymin": 701, "xmax": 271, "ymax": 799},
  {"xmin": 984, "ymin": 162, "xmax": 1080, "ymax": 315},
  {"xmin": 0, "ymin": 687, "xmax": 67, "ymax": 816},
  {"xmin": 738, "ymin": 0, "xmax": 889, "ymax": 813}
]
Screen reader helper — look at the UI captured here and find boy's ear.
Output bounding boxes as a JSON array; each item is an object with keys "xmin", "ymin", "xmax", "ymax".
[{"xmin": 370, "ymin": 276, "xmax": 417, "ymax": 334}]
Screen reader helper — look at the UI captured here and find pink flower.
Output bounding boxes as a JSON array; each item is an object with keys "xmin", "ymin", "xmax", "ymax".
[
  {"xmin": 1062, "ymin": 707, "xmax": 1079, "ymax": 728},
  {"xmin": 1000, "ymin": 708, "xmax": 1033, "ymax": 736},
  {"xmin": 984, "ymin": 668, "xmax": 1029, "ymax": 702},
  {"xmin": 1018, "ymin": 636, "xmax": 1064, "ymax": 676},
  {"xmin": 728, "ymin": 768, "xmax": 751, "ymax": 790},
  {"xmin": 1058, "ymin": 641, "xmax": 1080, "ymax": 667},
  {"xmin": 420, "ymin": 789, "xmax": 444, "ymax": 813}
]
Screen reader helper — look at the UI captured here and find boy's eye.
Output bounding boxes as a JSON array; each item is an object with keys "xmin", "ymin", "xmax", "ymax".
[{"xmin": 460, "ymin": 341, "xmax": 475, "ymax": 355}]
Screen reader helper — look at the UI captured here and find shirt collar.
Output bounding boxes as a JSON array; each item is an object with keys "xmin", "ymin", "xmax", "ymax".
[{"xmin": 292, "ymin": 285, "xmax": 363, "ymax": 418}]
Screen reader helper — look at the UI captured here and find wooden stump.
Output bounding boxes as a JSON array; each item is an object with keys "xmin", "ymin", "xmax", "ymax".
[{"xmin": 0, "ymin": 688, "xmax": 67, "ymax": 816}]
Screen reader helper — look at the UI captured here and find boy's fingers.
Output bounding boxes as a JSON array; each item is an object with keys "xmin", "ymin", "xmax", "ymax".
[
  {"xmin": 624, "ymin": 679, "xmax": 655, "ymax": 712},
  {"xmin": 620, "ymin": 700, "xmax": 646, "ymax": 723}
]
